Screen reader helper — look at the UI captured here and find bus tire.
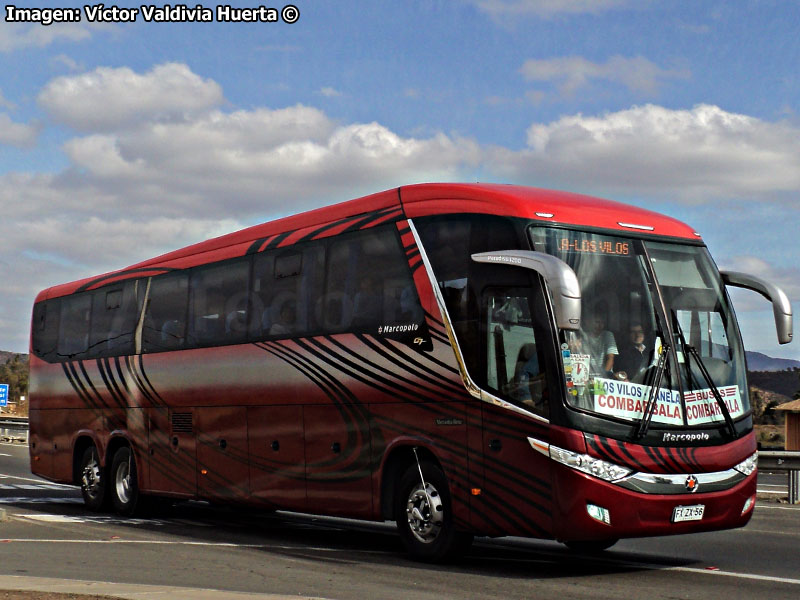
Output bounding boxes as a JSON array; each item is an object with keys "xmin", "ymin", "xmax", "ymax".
[
  {"xmin": 394, "ymin": 460, "xmax": 473, "ymax": 562},
  {"xmin": 79, "ymin": 446, "xmax": 108, "ymax": 512},
  {"xmin": 109, "ymin": 446, "xmax": 141, "ymax": 517}
]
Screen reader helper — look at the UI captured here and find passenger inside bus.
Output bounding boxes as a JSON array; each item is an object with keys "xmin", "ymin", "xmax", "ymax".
[
  {"xmin": 615, "ymin": 323, "xmax": 649, "ymax": 381},
  {"xmin": 269, "ymin": 301, "xmax": 296, "ymax": 336},
  {"xmin": 569, "ymin": 310, "xmax": 619, "ymax": 377}
]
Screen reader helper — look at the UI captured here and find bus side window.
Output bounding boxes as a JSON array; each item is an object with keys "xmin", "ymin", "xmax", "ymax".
[
  {"xmin": 142, "ymin": 273, "xmax": 189, "ymax": 353},
  {"xmin": 323, "ymin": 226, "xmax": 422, "ymax": 334},
  {"xmin": 251, "ymin": 243, "xmax": 324, "ymax": 339},
  {"xmin": 484, "ymin": 288, "xmax": 549, "ymax": 418},
  {"xmin": 32, "ymin": 299, "xmax": 60, "ymax": 362},
  {"xmin": 187, "ymin": 258, "xmax": 251, "ymax": 348},
  {"xmin": 58, "ymin": 294, "xmax": 92, "ymax": 359},
  {"xmin": 87, "ymin": 280, "xmax": 143, "ymax": 358}
]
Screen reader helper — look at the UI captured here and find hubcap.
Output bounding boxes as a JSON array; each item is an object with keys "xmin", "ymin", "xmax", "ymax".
[
  {"xmin": 81, "ymin": 455, "xmax": 102, "ymax": 499},
  {"xmin": 115, "ymin": 460, "xmax": 132, "ymax": 504},
  {"xmin": 406, "ymin": 482, "xmax": 444, "ymax": 544}
]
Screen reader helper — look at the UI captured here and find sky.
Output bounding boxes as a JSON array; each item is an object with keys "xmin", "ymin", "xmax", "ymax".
[{"xmin": 0, "ymin": 0, "xmax": 799, "ymax": 362}]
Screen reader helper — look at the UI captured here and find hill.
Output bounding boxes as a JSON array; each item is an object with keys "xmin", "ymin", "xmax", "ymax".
[
  {"xmin": 747, "ymin": 368, "xmax": 800, "ymax": 400},
  {"xmin": 746, "ymin": 351, "xmax": 800, "ymax": 372}
]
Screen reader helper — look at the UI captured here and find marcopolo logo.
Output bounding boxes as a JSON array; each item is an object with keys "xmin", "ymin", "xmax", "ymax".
[
  {"xmin": 662, "ymin": 432, "xmax": 710, "ymax": 443},
  {"xmin": 378, "ymin": 323, "xmax": 420, "ymax": 335}
]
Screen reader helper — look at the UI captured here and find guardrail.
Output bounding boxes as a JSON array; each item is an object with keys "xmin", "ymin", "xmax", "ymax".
[
  {"xmin": 0, "ymin": 416, "xmax": 28, "ymax": 444},
  {"xmin": 758, "ymin": 450, "xmax": 800, "ymax": 504}
]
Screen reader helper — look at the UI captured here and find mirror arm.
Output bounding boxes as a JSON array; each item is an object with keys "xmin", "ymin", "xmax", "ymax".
[{"xmin": 721, "ymin": 270, "xmax": 793, "ymax": 345}]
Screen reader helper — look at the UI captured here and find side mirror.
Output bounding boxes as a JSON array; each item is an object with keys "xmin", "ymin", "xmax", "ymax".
[
  {"xmin": 721, "ymin": 271, "xmax": 793, "ymax": 344},
  {"xmin": 471, "ymin": 250, "xmax": 581, "ymax": 330}
]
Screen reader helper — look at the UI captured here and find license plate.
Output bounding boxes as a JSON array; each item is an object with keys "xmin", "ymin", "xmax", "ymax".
[{"xmin": 672, "ymin": 504, "xmax": 705, "ymax": 523}]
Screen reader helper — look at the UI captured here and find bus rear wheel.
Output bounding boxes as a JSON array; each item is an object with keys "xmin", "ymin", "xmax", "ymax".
[
  {"xmin": 394, "ymin": 460, "xmax": 473, "ymax": 562},
  {"xmin": 110, "ymin": 446, "xmax": 141, "ymax": 517},
  {"xmin": 79, "ymin": 446, "xmax": 108, "ymax": 511}
]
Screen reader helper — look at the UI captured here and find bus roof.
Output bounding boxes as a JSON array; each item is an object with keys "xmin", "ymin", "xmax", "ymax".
[{"xmin": 37, "ymin": 183, "xmax": 699, "ymax": 301}]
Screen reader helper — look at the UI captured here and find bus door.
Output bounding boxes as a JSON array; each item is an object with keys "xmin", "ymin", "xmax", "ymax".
[
  {"xmin": 304, "ymin": 404, "xmax": 373, "ymax": 518},
  {"xmin": 196, "ymin": 407, "xmax": 249, "ymax": 501},
  {"xmin": 147, "ymin": 407, "xmax": 197, "ymax": 497},
  {"xmin": 247, "ymin": 405, "xmax": 306, "ymax": 512},
  {"xmin": 477, "ymin": 284, "xmax": 557, "ymax": 537}
]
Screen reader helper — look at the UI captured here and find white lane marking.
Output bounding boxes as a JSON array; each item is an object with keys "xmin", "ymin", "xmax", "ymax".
[
  {"xmin": 20, "ymin": 514, "xmax": 170, "ymax": 526},
  {"xmin": 0, "ymin": 473, "xmax": 74, "ymax": 488},
  {"xmin": 1, "ymin": 535, "xmax": 797, "ymax": 584},
  {"xmin": 741, "ymin": 528, "xmax": 800, "ymax": 537},
  {"xmin": 0, "ymin": 497, "xmax": 82, "ymax": 504},
  {"xmin": 0, "ymin": 484, "xmax": 72, "ymax": 490},
  {"xmin": 666, "ymin": 565, "xmax": 800, "ymax": 586},
  {"xmin": 755, "ymin": 504, "xmax": 800, "ymax": 511},
  {"xmin": 0, "ymin": 538, "xmax": 392, "ymax": 555}
]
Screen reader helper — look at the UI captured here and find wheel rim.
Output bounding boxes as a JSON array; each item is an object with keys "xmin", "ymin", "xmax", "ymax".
[
  {"xmin": 115, "ymin": 459, "xmax": 132, "ymax": 505},
  {"xmin": 406, "ymin": 482, "xmax": 444, "ymax": 544},
  {"xmin": 81, "ymin": 454, "xmax": 102, "ymax": 500}
]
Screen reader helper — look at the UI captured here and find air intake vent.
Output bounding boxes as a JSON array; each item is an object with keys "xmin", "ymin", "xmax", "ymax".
[{"xmin": 171, "ymin": 412, "xmax": 193, "ymax": 434}]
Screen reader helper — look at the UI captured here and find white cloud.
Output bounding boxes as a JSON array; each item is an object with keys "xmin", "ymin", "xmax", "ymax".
[
  {"xmin": 721, "ymin": 257, "xmax": 800, "ymax": 311},
  {"xmin": 50, "ymin": 53, "xmax": 83, "ymax": 72},
  {"xmin": 720, "ymin": 257, "xmax": 800, "ymax": 354},
  {"xmin": 38, "ymin": 63, "xmax": 224, "ymax": 131},
  {"xmin": 467, "ymin": 0, "xmax": 633, "ymax": 18},
  {"xmin": 521, "ymin": 55, "xmax": 689, "ymax": 97},
  {"xmin": 0, "ymin": 113, "xmax": 40, "ymax": 148},
  {"xmin": 489, "ymin": 104, "xmax": 800, "ymax": 202},
  {"xmin": 317, "ymin": 87, "xmax": 343, "ymax": 98},
  {"xmin": 3, "ymin": 62, "xmax": 800, "ymax": 356},
  {"xmin": 0, "ymin": 22, "xmax": 93, "ymax": 52},
  {"xmin": 0, "ymin": 89, "xmax": 15, "ymax": 110}
]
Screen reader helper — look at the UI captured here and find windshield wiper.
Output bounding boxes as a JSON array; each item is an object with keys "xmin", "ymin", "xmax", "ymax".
[
  {"xmin": 634, "ymin": 342, "xmax": 670, "ymax": 440},
  {"xmin": 672, "ymin": 322, "xmax": 737, "ymax": 438}
]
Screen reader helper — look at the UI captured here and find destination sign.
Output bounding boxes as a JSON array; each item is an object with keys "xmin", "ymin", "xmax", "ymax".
[{"xmin": 556, "ymin": 235, "xmax": 631, "ymax": 257}]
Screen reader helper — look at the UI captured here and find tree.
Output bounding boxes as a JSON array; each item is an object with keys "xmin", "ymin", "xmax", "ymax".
[
  {"xmin": 0, "ymin": 354, "xmax": 29, "ymax": 413},
  {"xmin": 794, "ymin": 369, "xmax": 800, "ymax": 400}
]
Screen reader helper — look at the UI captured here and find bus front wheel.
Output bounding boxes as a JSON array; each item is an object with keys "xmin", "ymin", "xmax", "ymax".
[
  {"xmin": 79, "ymin": 446, "xmax": 108, "ymax": 511},
  {"xmin": 110, "ymin": 446, "xmax": 141, "ymax": 517},
  {"xmin": 394, "ymin": 460, "xmax": 473, "ymax": 562}
]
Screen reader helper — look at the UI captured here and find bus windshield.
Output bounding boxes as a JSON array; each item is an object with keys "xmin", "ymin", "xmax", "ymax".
[{"xmin": 529, "ymin": 227, "xmax": 749, "ymax": 430}]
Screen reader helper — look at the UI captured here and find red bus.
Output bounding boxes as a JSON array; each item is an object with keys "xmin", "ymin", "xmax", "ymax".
[{"xmin": 29, "ymin": 183, "xmax": 793, "ymax": 561}]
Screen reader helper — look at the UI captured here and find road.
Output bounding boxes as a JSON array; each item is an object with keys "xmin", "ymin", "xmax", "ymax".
[{"xmin": 1, "ymin": 438, "xmax": 799, "ymax": 600}]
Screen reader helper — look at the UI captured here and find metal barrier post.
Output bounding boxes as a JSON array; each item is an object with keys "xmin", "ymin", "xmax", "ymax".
[{"xmin": 790, "ymin": 470, "xmax": 799, "ymax": 504}]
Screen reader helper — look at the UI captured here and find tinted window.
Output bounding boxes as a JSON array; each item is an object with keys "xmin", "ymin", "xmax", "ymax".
[
  {"xmin": 88, "ymin": 280, "xmax": 144, "ymax": 357},
  {"xmin": 58, "ymin": 294, "xmax": 92, "ymax": 359},
  {"xmin": 323, "ymin": 227, "xmax": 422, "ymax": 334},
  {"xmin": 142, "ymin": 274, "xmax": 189, "ymax": 353},
  {"xmin": 188, "ymin": 258, "xmax": 251, "ymax": 347},
  {"xmin": 417, "ymin": 215, "xmax": 521, "ymax": 377},
  {"xmin": 32, "ymin": 299, "xmax": 60, "ymax": 361},
  {"xmin": 252, "ymin": 244, "xmax": 324, "ymax": 339}
]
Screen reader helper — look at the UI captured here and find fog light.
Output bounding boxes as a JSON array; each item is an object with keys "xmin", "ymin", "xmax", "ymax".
[
  {"xmin": 741, "ymin": 494, "xmax": 755, "ymax": 515},
  {"xmin": 587, "ymin": 503, "xmax": 611, "ymax": 525}
]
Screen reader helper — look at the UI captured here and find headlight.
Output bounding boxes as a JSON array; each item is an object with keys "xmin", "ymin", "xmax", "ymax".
[
  {"xmin": 546, "ymin": 443, "xmax": 633, "ymax": 482},
  {"xmin": 733, "ymin": 452, "xmax": 758, "ymax": 477}
]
